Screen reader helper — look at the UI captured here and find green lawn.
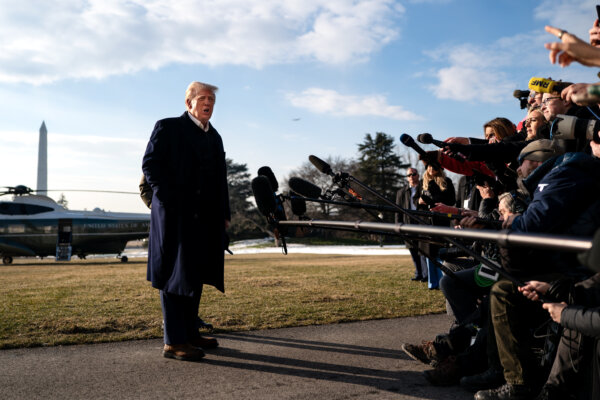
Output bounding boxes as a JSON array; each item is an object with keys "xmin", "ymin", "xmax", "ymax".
[{"xmin": 0, "ymin": 254, "xmax": 445, "ymax": 349}]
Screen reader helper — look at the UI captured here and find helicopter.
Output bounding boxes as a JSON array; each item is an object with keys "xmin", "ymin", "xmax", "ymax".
[{"xmin": 0, "ymin": 185, "xmax": 150, "ymax": 265}]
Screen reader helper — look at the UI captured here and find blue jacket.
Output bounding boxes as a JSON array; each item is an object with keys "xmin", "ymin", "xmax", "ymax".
[
  {"xmin": 512, "ymin": 153, "xmax": 600, "ymax": 235},
  {"xmin": 504, "ymin": 153, "xmax": 600, "ymax": 277}
]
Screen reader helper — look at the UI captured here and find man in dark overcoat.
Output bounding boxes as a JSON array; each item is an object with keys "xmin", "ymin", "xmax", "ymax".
[
  {"xmin": 142, "ymin": 81, "xmax": 230, "ymax": 361},
  {"xmin": 396, "ymin": 167, "xmax": 427, "ymax": 282}
]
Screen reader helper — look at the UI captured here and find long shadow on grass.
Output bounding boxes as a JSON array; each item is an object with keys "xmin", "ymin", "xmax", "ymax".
[{"xmin": 218, "ymin": 332, "xmax": 404, "ymax": 359}]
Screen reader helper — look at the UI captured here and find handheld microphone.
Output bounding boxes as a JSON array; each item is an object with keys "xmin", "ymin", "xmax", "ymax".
[
  {"xmin": 257, "ymin": 166, "xmax": 279, "ymax": 192},
  {"xmin": 308, "ymin": 155, "xmax": 334, "ymax": 176},
  {"xmin": 251, "ymin": 176, "xmax": 276, "ymax": 217},
  {"xmin": 400, "ymin": 134, "xmax": 441, "ymax": 169},
  {"xmin": 289, "ymin": 177, "xmax": 323, "ymax": 199},
  {"xmin": 417, "ymin": 133, "xmax": 466, "ymax": 162},
  {"xmin": 528, "ymin": 77, "xmax": 569, "ymax": 94},
  {"xmin": 417, "ymin": 133, "xmax": 445, "ymax": 147}
]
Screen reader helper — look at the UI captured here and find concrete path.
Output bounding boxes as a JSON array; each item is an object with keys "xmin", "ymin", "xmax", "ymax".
[{"xmin": 0, "ymin": 314, "xmax": 475, "ymax": 400}]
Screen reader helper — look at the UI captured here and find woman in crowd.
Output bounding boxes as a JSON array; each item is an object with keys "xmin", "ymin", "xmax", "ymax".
[{"xmin": 418, "ymin": 160, "xmax": 455, "ymax": 289}]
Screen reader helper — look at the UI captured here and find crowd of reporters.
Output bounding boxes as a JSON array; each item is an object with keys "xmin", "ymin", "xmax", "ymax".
[{"xmin": 397, "ymin": 15, "xmax": 600, "ymax": 400}]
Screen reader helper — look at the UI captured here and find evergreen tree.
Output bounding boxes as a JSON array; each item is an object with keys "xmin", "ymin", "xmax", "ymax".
[{"xmin": 356, "ymin": 132, "xmax": 409, "ymax": 218}]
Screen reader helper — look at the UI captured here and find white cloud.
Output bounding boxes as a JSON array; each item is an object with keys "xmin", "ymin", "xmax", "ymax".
[
  {"xmin": 534, "ymin": 0, "xmax": 597, "ymax": 38},
  {"xmin": 427, "ymin": 1, "xmax": 600, "ymax": 104},
  {"xmin": 0, "ymin": 0, "xmax": 403, "ymax": 84},
  {"xmin": 286, "ymin": 87, "xmax": 422, "ymax": 120},
  {"xmin": 426, "ymin": 32, "xmax": 551, "ymax": 103}
]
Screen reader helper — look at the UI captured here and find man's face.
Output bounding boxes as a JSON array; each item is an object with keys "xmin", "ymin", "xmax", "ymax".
[
  {"xmin": 541, "ymin": 92, "xmax": 569, "ymax": 122},
  {"xmin": 528, "ymin": 92, "xmax": 542, "ymax": 108},
  {"xmin": 406, "ymin": 169, "xmax": 419, "ymax": 186},
  {"xmin": 517, "ymin": 159, "xmax": 542, "ymax": 179},
  {"xmin": 498, "ymin": 200, "xmax": 513, "ymax": 221},
  {"xmin": 186, "ymin": 89, "xmax": 215, "ymax": 124}
]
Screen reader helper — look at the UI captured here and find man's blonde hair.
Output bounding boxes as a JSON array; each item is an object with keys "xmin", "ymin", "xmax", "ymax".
[{"xmin": 185, "ymin": 81, "xmax": 218, "ymax": 103}]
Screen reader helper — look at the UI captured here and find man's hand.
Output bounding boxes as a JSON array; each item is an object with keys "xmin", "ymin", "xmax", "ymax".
[
  {"xmin": 458, "ymin": 216, "xmax": 484, "ymax": 229},
  {"xmin": 590, "ymin": 19, "xmax": 600, "ymax": 47},
  {"xmin": 444, "ymin": 137, "xmax": 470, "ymax": 145},
  {"xmin": 545, "ymin": 25, "xmax": 600, "ymax": 67},
  {"xmin": 561, "ymin": 83, "xmax": 592, "ymax": 104},
  {"xmin": 542, "ymin": 302, "xmax": 567, "ymax": 324},
  {"xmin": 476, "ymin": 184, "xmax": 495, "ymax": 199},
  {"xmin": 518, "ymin": 280, "xmax": 550, "ymax": 302},
  {"xmin": 430, "ymin": 203, "xmax": 460, "ymax": 215},
  {"xmin": 502, "ymin": 214, "xmax": 518, "ymax": 229}
]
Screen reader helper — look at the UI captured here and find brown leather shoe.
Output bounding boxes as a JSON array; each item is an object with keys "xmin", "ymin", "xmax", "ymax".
[
  {"xmin": 189, "ymin": 335, "xmax": 219, "ymax": 349},
  {"xmin": 163, "ymin": 343, "xmax": 205, "ymax": 361}
]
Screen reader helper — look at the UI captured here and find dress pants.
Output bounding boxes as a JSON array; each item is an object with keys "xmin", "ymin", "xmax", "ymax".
[
  {"xmin": 161, "ymin": 288, "xmax": 202, "ymax": 345},
  {"xmin": 409, "ymin": 247, "xmax": 428, "ymax": 279}
]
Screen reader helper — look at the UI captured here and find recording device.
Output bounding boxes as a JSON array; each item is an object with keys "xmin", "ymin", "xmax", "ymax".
[
  {"xmin": 417, "ymin": 133, "xmax": 445, "ymax": 147},
  {"xmin": 252, "ymin": 176, "xmax": 277, "ymax": 217},
  {"xmin": 417, "ymin": 133, "xmax": 466, "ymax": 162},
  {"xmin": 477, "ymin": 264, "xmax": 500, "ymax": 282},
  {"xmin": 528, "ymin": 77, "xmax": 558, "ymax": 94},
  {"xmin": 513, "ymin": 89, "xmax": 530, "ymax": 110},
  {"xmin": 400, "ymin": 134, "xmax": 441, "ymax": 169},
  {"xmin": 551, "ymin": 114, "xmax": 600, "ymax": 143},
  {"xmin": 290, "ymin": 196, "xmax": 307, "ymax": 217},
  {"xmin": 419, "ymin": 193, "xmax": 437, "ymax": 208},
  {"xmin": 251, "ymin": 175, "xmax": 288, "ymax": 253},
  {"xmin": 257, "ymin": 166, "xmax": 288, "ymax": 230},
  {"xmin": 258, "ymin": 166, "xmax": 279, "ymax": 191},
  {"xmin": 513, "ymin": 89, "xmax": 530, "ymax": 98},
  {"xmin": 289, "ymin": 177, "xmax": 324, "ymax": 199},
  {"xmin": 308, "ymin": 155, "xmax": 353, "ymax": 190}
]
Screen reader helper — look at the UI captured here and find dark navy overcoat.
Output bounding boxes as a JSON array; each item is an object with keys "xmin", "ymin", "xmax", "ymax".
[{"xmin": 142, "ymin": 112, "xmax": 230, "ymax": 296}]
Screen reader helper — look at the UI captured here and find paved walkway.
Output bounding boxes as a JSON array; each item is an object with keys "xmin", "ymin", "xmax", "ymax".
[{"xmin": 0, "ymin": 314, "xmax": 475, "ymax": 400}]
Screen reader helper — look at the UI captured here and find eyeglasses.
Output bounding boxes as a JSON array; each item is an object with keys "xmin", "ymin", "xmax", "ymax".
[{"xmin": 541, "ymin": 97, "xmax": 561, "ymax": 106}]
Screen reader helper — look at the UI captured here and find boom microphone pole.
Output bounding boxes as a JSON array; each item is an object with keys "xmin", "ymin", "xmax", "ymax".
[
  {"xmin": 288, "ymin": 177, "xmax": 501, "ymax": 229},
  {"xmin": 308, "ymin": 153, "xmax": 525, "ymax": 286},
  {"xmin": 276, "ymin": 220, "xmax": 592, "ymax": 253}
]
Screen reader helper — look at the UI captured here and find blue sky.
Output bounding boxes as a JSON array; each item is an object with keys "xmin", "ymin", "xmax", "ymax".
[{"xmin": 0, "ymin": 0, "xmax": 598, "ymax": 213}]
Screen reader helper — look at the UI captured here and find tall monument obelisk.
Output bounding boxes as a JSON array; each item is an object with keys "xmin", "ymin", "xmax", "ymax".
[{"xmin": 37, "ymin": 121, "xmax": 47, "ymax": 195}]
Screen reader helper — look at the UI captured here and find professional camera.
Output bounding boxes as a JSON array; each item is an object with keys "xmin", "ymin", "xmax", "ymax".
[
  {"xmin": 551, "ymin": 114, "xmax": 600, "ymax": 144},
  {"xmin": 513, "ymin": 89, "xmax": 530, "ymax": 110}
]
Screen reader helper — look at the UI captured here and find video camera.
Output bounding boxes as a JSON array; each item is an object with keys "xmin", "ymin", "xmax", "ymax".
[
  {"xmin": 551, "ymin": 114, "xmax": 600, "ymax": 144},
  {"xmin": 513, "ymin": 89, "xmax": 530, "ymax": 110}
]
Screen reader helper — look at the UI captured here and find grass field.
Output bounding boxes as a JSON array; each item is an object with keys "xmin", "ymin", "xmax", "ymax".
[{"xmin": 0, "ymin": 254, "xmax": 445, "ymax": 349}]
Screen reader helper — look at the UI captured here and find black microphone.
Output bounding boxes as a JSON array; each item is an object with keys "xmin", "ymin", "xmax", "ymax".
[
  {"xmin": 417, "ymin": 133, "xmax": 448, "ymax": 148},
  {"xmin": 513, "ymin": 89, "xmax": 529, "ymax": 99},
  {"xmin": 290, "ymin": 196, "xmax": 307, "ymax": 216},
  {"xmin": 400, "ymin": 134, "xmax": 428, "ymax": 158},
  {"xmin": 251, "ymin": 176, "xmax": 276, "ymax": 216},
  {"xmin": 417, "ymin": 133, "xmax": 465, "ymax": 162},
  {"xmin": 289, "ymin": 177, "xmax": 323, "ymax": 199},
  {"xmin": 308, "ymin": 155, "xmax": 333, "ymax": 176},
  {"xmin": 257, "ymin": 166, "xmax": 279, "ymax": 192}
]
